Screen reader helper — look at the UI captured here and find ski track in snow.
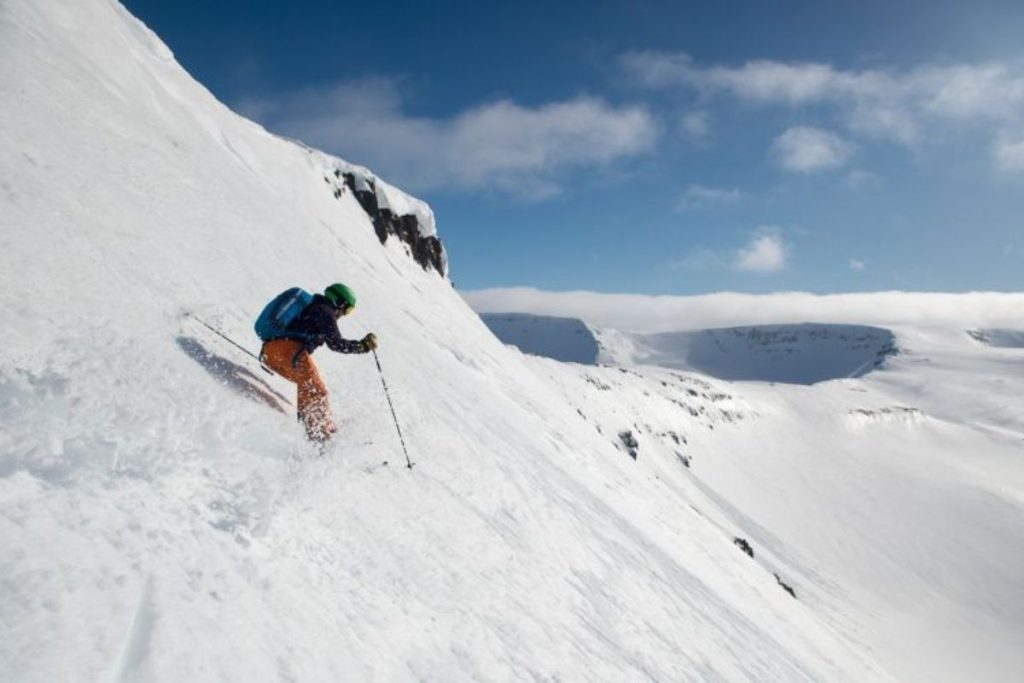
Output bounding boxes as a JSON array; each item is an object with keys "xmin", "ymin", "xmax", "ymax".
[
  {"xmin": 2, "ymin": 1, "xmax": 1023, "ymax": 682},
  {"xmin": 111, "ymin": 575, "xmax": 157, "ymax": 683}
]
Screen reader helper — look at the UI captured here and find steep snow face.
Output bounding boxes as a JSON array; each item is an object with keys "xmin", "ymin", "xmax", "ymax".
[
  {"xmin": 0, "ymin": 2, "xmax": 893, "ymax": 682},
  {"xmin": 608, "ymin": 324, "xmax": 898, "ymax": 384},
  {"xmin": 480, "ymin": 313, "xmax": 600, "ymax": 363}
]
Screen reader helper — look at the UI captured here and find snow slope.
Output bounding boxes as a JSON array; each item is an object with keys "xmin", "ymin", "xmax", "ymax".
[
  {"xmin": 473, "ymin": 301, "xmax": 1024, "ymax": 682},
  {"xmin": 1, "ymin": 1, "xmax": 897, "ymax": 681},
  {"xmin": 523, "ymin": 330, "xmax": 1024, "ymax": 683}
]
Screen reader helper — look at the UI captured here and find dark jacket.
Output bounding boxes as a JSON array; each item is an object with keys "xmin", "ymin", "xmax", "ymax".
[{"xmin": 284, "ymin": 294, "xmax": 366, "ymax": 354}]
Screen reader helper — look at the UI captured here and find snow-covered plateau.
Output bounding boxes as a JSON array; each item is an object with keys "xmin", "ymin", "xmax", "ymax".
[
  {"xmin": 2, "ymin": 1, "xmax": 1023, "ymax": 682},
  {"xmin": 471, "ymin": 300, "xmax": 1024, "ymax": 683}
]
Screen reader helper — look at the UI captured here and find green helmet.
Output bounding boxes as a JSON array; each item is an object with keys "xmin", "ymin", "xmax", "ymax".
[{"xmin": 324, "ymin": 282, "xmax": 356, "ymax": 310}]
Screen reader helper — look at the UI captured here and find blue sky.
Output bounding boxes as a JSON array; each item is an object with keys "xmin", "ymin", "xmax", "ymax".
[{"xmin": 124, "ymin": 0, "xmax": 1024, "ymax": 294}]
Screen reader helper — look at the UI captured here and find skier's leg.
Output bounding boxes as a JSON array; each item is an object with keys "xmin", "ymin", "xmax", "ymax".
[
  {"xmin": 293, "ymin": 352, "xmax": 336, "ymax": 442},
  {"xmin": 260, "ymin": 339, "xmax": 304, "ymax": 406},
  {"xmin": 259, "ymin": 340, "xmax": 336, "ymax": 442}
]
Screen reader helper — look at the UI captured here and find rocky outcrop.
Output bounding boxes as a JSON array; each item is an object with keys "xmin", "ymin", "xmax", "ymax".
[
  {"xmin": 774, "ymin": 573, "xmax": 797, "ymax": 598},
  {"xmin": 618, "ymin": 430, "xmax": 639, "ymax": 460},
  {"xmin": 336, "ymin": 170, "xmax": 446, "ymax": 277}
]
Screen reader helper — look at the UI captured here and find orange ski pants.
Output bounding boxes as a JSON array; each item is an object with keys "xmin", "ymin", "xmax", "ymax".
[{"xmin": 261, "ymin": 339, "xmax": 336, "ymax": 442}]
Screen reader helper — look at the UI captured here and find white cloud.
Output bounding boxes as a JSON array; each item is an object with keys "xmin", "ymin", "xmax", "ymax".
[
  {"xmin": 622, "ymin": 52, "xmax": 1024, "ymax": 124},
  {"xmin": 995, "ymin": 137, "xmax": 1024, "ymax": 172},
  {"xmin": 771, "ymin": 127, "xmax": 855, "ymax": 173},
  {"xmin": 849, "ymin": 259, "xmax": 867, "ymax": 271},
  {"xmin": 676, "ymin": 184, "xmax": 743, "ymax": 211},
  {"xmin": 846, "ymin": 101, "xmax": 918, "ymax": 144},
  {"xmin": 669, "ymin": 228, "xmax": 788, "ymax": 273},
  {"xmin": 238, "ymin": 79, "xmax": 657, "ymax": 199},
  {"xmin": 707, "ymin": 60, "xmax": 855, "ymax": 104},
  {"xmin": 621, "ymin": 51, "xmax": 1024, "ymax": 157},
  {"xmin": 735, "ymin": 228, "xmax": 788, "ymax": 272},
  {"xmin": 622, "ymin": 51, "xmax": 840, "ymax": 102},
  {"xmin": 918, "ymin": 63, "xmax": 1024, "ymax": 122},
  {"xmin": 622, "ymin": 51, "xmax": 889, "ymax": 104},
  {"xmin": 680, "ymin": 110, "xmax": 712, "ymax": 144},
  {"xmin": 461, "ymin": 288, "xmax": 1024, "ymax": 335}
]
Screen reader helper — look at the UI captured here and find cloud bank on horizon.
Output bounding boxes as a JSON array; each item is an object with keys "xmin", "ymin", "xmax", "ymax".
[{"xmin": 462, "ymin": 288, "xmax": 1024, "ymax": 334}]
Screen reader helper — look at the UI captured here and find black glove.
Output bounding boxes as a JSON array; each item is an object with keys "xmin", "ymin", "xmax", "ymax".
[{"xmin": 361, "ymin": 333, "xmax": 378, "ymax": 352}]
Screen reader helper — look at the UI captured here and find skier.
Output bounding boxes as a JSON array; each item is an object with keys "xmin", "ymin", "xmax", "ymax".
[{"xmin": 258, "ymin": 283, "xmax": 377, "ymax": 443}]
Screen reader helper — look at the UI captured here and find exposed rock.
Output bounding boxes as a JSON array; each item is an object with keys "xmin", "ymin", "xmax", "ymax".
[
  {"xmin": 339, "ymin": 171, "xmax": 446, "ymax": 277},
  {"xmin": 618, "ymin": 430, "xmax": 639, "ymax": 460},
  {"xmin": 774, "ymin": 573, "xmax": 797, "ymax": 598},
  {"xmin": 733, "ymin": 537, "xmax": 754, "ymax": 558}
]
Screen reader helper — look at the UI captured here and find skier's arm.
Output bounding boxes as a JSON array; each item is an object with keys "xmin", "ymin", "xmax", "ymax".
[
  {"xmin": 312, "ymin": 309, "xmax": 367, "ymax": 354},
  {"xmin": 309, "ymin": 303, "xmax": 374, "ymax": 354},
  {"xmin": 324, "ymin": 321, "xmax": 366, "ymax": 354}
]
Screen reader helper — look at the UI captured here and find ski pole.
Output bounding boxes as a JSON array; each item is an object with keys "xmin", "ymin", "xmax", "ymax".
[
  {"xmin": 185, "ymin": 312, "xmax": 272, "ymax": 374},
  {"xmin": 372, "ymin": 349, "xmax": 413, "ymax": 469}
]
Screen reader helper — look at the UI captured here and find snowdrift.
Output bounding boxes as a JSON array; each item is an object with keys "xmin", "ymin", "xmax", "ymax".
[{"xmin": 0, "ymin": 1, "xmax": 901, "ymax": 681}]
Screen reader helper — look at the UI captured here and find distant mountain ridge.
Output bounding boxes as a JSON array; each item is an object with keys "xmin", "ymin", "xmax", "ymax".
[{"xmin": 481, "ymin": 314, "xmax": 899, "ymax": 384}]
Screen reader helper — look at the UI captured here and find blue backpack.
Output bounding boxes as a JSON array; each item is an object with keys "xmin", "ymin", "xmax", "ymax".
[{"xmin": 254, "ymin": 287, "xmax": 314, "ymax": 342}]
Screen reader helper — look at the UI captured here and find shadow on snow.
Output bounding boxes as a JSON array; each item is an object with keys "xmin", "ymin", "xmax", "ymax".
[{"xmin": 175, "ymin": 336, "xmax": 291, "ymax": 414}]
